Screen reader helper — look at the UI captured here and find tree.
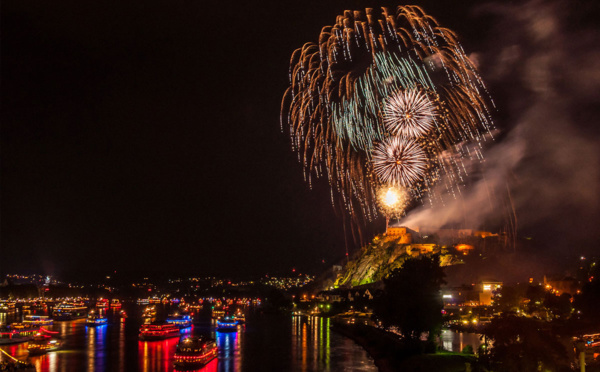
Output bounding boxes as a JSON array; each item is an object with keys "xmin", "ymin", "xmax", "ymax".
[
  {"xmin": 496, "ymin": 285, "xmax": 524, "ymax": 313},
  {"xmin": 525, "ymin": 284, "xmax": 546, "ymax": 314},
  {"xmin": 544, "ymin": 292, "xmax": 572, "ymax": 320},
  {"xmin": 374, "ymin": 255, "xmax": 446, "ymax": 342},
  {"xmin": 481, "ymin": 315, "xmax": 570, "ymax": 372},
  {"xmin": 574, "ymin": 262, "xmax": 600, "ymax": 324}
]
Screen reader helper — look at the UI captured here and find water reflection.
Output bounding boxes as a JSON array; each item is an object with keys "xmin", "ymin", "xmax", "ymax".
[
  {"xmin": 440, "ymin": 328, "xmax": 484, "ymax": 352},
  {"xmin": 291, "ymin": 316, "xmax": 338, "ymax": 372},
  {"xmin": 216, "ymin": 330, "xmax": 241, "ymax": 372},
  {"xmin": 86, "ymin": 323, "xmax": 107, "ymax": 371},
  {"xmin": 1, "ymin": 308, "xmax": 378, "ymax": 372}
]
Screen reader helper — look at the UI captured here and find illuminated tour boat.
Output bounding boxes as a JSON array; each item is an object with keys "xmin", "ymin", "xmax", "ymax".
[
  {"xmin": 0, "ymin": 324, "xmax": 39, "ymax": 345},
  {"xmin": 86, "ymin": 311, "xmax": 108, "ymax": 326},
  {"xmin": 0, "ymin": 301, "xmax": 16, "ymax": 313},
  {"xmin": 139, "ymin": 322, "xmax": 181, "ymax": 341},
  {"xmin": 23, "ymin": 315, "xmax": 53, "ymax": 326},
  {"xmin": 166, "ymin": 313, "xmax": 192, "ymax": 329},
  {"xmin": 233, "ymin": 309, "xmax": 245, "ymax": 324},
  {"xmin": 142, "ymin": 306, "xmax": 157, "ymax": 323},
  {"xmin": 96, "ymin": 298, "xmax": 109, "ymax": 308},
  {"xmin": 173, "ymin": 336, "xmax": 217, "ymax": 370},
  {"xmin": 216, "ymin": 315, "xmax": 238, "ymax": 332},
  {"xmin": 52, "ymin": 302, "xmax": 87, "ymax": 320},
  {"xmin": 211, "ymin": 308, "xmax": 225, "ymax": 320},
  {"xmin": 110, "ymin": 299, "xmax": 122, "ymax": 308},
  {"xmin": 27, "ymin": 333, "xmax": 61, "ymax": 355}
]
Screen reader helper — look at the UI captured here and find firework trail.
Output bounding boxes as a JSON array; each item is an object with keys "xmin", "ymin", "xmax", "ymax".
[{"xmin": 281, "ymin": 6, "xmax": 495, "ymax": 225}]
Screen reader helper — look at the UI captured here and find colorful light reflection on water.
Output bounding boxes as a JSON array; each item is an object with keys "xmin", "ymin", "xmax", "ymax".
[{"xmin": 1, "ymin": 307, "xmax": 380, "ymax": 372}]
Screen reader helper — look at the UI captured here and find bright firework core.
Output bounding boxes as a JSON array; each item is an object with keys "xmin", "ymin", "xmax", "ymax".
[
  {"xmin": 377, "ymin": 186, "xmax": 408, "ymax": 219},
  {"xmin": 384, "ymin": 188, "xmax": 400, "ymax": 207}
]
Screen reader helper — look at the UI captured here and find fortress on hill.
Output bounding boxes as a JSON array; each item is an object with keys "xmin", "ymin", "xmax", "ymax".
[{"xmin": 331, "ymin": 222, "xmax": 508, "ymax": 288}]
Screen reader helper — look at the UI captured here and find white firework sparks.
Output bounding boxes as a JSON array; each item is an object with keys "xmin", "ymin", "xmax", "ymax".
[
  {"xmin": 372, "ymin": 137, "xmax": 428, "ymax": 187},
  {"xmin": 383, "ymin": 89, "xmax": 436, "ymax": 139}
]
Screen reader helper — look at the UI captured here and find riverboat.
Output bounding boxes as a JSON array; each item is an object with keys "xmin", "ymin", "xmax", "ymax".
[
  {"xmin": 173, "ymin": 336, "xmax": 217, "ymax": 370},
  {"xmin": 96, "ymin": 298, "xmax": 109, "ymax": 308},
  {"xmin": 52, "ymin": 302, "xmax": 87, "ymax": 320},
  {"xmin": 212, "ymin": 309, "xmax": 225, "ymax": 320},
  {"xmin": 86, "ymin": 311, "xmax": 108, "ymax": 326},
  {"xmin": 216, "ymin": 315, "xmax": 238, "ymax": 332},
  {"xmin": 27, "ymin": 333, "xmax": 61, "ymax": 355},
  {"xmin": 166, "ymin": 314, "xmax": 192, "ymax": 329},
  {"xmin": 0, "ymin": 301, "xmax": 16, "ymax": 313},
  {"xmin": 139, "ymin": 323, "xmax": 181, "ymax": 341},
  {"xmin": 0, "ymin": 324, "xmax": 39, "ymax": 345},
  {"xmin": 110, "ymin": 299, "xmax": 122, "ymax": 308},
  {"xmin": 233, "ymin": 310, "xmax": 245, "ymax": 324},
  {"xmin": 23, "ymin": 315, "xmax": 53, "ymax": 326},
  {"xmin": 142, "ymin": 306, "xmax": 157, "ymax": 323}
]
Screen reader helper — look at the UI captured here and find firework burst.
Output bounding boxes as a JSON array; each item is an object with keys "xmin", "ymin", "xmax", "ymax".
[
  {"xmin": 281, "ymin": 6, "xmax": 495, "ymax": 226},
  {"xmin": 372, "ymin": 137, "xmax": 428, "ymax": 187},
  {"xmin": 384, "ymin": 89, "xmax": 436, "ymax": 139}
]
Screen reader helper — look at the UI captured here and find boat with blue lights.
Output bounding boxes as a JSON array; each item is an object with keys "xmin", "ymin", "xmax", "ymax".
[
  {"xmin": 139, "ymin": 322, "xmax": 181, "ymax": 341},
  {"xmin": 173, "ymin": 336, "xmax": 217, "ymax": 370},
  {"xmin": 216, "ymin": 315, "xmax": 238, "ymax": 332},
  {"xmin": 166, "ymin": 313, "xmax": 192, "ymax": 329},
  {"xmin": 86, "ymin": 311, "xmax": 108, "ymax": 326}
]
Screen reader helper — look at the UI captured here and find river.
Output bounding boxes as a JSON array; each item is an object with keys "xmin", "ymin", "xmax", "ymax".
[{"xmin": 1, "ymin": 305, "xmax": 378, "ymax": 372}]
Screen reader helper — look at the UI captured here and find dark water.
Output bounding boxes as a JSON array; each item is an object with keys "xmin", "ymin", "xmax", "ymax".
[{"xmin": 1, "ymin": 305, "xmax": 378, "ymax": 372}]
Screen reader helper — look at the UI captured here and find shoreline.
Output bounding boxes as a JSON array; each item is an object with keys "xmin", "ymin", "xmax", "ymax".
[
  {"xmin": 331, "ymin": 321, "xmax": 476, "ymax": 372},
  {"xmin": 330, "ymin": 322, "xmax": 404, "ymax": 372}
]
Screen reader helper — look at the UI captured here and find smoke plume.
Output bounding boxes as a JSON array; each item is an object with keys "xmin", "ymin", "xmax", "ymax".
[{"xmin": 402, "ymin": 0, "xmax": 600, "ymax": 254}]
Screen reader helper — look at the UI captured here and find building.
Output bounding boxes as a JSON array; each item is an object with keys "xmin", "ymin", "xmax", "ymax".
[
  {"xmin": 385, "ymin": 225, "xmax": 415, "ymax": 243},
  {"xmin": 479, "ymin": 281, "xmax": 502, "ymax": 306}
]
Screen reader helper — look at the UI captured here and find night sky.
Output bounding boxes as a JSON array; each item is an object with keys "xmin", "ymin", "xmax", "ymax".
[{"xmin": 3, "ymin": 0, "xmax": 599, "ymax": 278}]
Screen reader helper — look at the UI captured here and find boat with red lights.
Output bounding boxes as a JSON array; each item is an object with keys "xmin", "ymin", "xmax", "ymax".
[
  {"xmin": 27, "ymin": 333, "xmax": 62, "ymax": 355},
  {"xmin": 96, "ymin": 298, "xmax": 109, "ymax": 308},
  {"xmin": 110, "ymin": 299, "xmax": 122, "ymax": 308},
  {"xmin": 173, "ymin": 336, "xmax": 217, "ymax": 370},
  {"xmin": 0, "ymin": 324, "xmax": 39, "ymax": 345},
  {"xmin": 139, "ymin": 322, "xmax": 180, "ymax": 341}
]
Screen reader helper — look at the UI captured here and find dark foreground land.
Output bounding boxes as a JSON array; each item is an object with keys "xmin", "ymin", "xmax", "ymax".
[{"xmin": 332, "ymin": 322, "xmax": 475, "ymax": 372}]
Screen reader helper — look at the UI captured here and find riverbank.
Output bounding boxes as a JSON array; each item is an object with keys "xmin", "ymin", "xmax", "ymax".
[{"xmin": 331, "ymin": 322, "xmax": 476, "ymax": 372}]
